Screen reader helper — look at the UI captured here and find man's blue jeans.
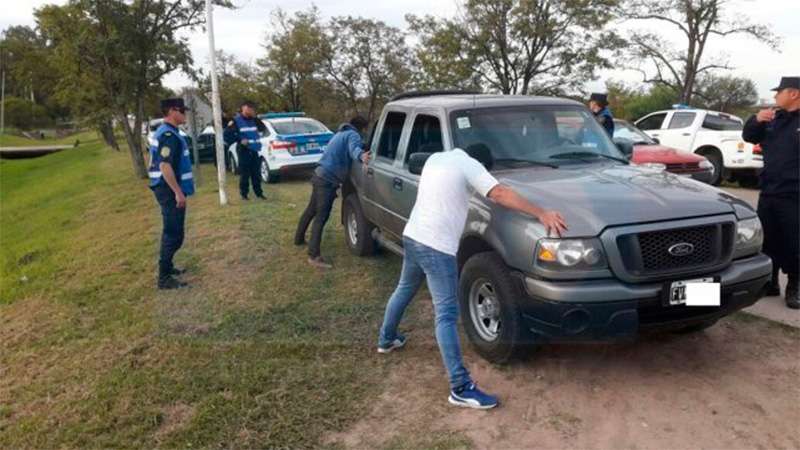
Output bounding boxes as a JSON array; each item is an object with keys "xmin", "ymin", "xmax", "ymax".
[{"xmin": 379, "ymin": 237, "xmax": 472, "ymax": 390}]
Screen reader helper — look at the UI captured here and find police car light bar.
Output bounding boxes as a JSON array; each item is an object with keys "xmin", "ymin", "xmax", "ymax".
[
  {"xmin": 261, "ymin": 112, "xmax": 306, "ymax": 119},
  {"xmin": 671, "ymin": 103, "xmax": 692, "ymax": 109}
]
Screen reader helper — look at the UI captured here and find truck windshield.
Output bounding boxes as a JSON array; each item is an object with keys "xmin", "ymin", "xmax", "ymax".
[{"xmin": 450, "ymin": 106, "xmax": 625, "ymax": 167}]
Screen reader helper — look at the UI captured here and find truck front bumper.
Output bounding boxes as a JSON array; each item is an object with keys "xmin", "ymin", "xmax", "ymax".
[{"xmin": 519, "ymin": 253, "xmax": 771, "ymax": 341}]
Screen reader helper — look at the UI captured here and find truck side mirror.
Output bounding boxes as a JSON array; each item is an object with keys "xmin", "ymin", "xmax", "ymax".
[
  {"xmin": 613, "ymin": 139, "xmax": 634, "ymax": 160},
  {"xmin": 408, "ymin": 152, "xmax": 434, "ymax": 175}
]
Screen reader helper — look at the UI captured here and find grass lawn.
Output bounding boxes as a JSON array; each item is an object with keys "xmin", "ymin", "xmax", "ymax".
[
  {"xmin": 0, "ymin": 139, "xmax": 434, "ymax": 448},
  {"xmin": 0, "ymin": 131, "xmax": 85, "ymax": 148}
]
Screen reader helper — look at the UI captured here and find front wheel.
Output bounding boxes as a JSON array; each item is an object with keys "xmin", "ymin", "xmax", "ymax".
[{"xmin": 459, "ymin": 252, "xmax": 530, "ymax": 364}]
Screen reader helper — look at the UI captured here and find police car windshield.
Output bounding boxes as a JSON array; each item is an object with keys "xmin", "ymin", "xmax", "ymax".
[
  {"xmin": 450, "ymin": 106, "xmax": 625, "ymax": 167},
  {"xmin": 270, "ymin": 118, "xmax": 328, "ymax": 135}
]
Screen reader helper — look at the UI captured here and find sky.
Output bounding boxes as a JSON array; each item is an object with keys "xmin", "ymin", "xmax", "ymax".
[{"xmin": 3, "ymin": 0, "xmax": 799, "ymax": 103}]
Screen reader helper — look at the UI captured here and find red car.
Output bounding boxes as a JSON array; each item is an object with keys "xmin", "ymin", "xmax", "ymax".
[{"xmin": 614, "ymin": 119, "xmax": 715, "ymax": 184}]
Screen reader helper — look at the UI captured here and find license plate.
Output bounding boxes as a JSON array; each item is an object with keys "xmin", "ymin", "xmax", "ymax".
[
  {"xmin": 291, "ymin": 147, "xmax": 307, "ymax": 155},
  {"xmin": 668, "ymin": 277, "xmax": 716, "ymax": 306}
]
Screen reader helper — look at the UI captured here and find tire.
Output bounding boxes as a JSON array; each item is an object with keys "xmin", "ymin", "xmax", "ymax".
[
  {"xmin": 229, "ymin": 152, "xmax": 240, "ymax": 175},
  {"xmin": 260, "ymin": 158, "xmax": 280, "ymax": 184},
  {"xmin": 459, "ymin": 252, "xmax": 530, "ymax": 364},
  {"xmin": 343, "ymin": 194, "xmax": 376, "ymax": 256},
  {"xmin": 672, "ymin": 319, "xmax": 718, "ymax": 334},
  {"xmin": 705, "ymin": 151, "xmax": 724, "ymax": 186}
]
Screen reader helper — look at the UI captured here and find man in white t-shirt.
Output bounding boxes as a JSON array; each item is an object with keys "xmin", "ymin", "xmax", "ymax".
[{"xmin": 377, "ymin": 144, "xmax": 567, "ymax": 409}]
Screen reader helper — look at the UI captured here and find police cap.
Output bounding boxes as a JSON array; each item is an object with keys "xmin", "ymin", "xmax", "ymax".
[
  {"xmin": 771, "ymin": 77, "xmax": 800, "ymax": 91},
  {"xmin": 160, "ymin": 98, "xmax": 189, "ymax": 111}
]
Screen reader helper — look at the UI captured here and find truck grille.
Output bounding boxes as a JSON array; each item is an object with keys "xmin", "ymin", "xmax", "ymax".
[{"xmin": 617, "ymin": 223, "xmax": 734, "ymax": 278}]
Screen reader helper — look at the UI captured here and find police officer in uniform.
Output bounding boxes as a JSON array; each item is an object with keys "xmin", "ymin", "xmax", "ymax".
[
  {"xmin": 743, "ymin": 76, "xmax": 800, "ymax": 309},
  {"xmin": 589, "ymin": 92, "xmax": 614, "ymax": 137},
  {"xmin": 224, "ymin": 100, "xmax": 267, "ymax": 200},
  {"xmin": 148, "ymin": 98, "xmax": 195, "ymax": 290}
]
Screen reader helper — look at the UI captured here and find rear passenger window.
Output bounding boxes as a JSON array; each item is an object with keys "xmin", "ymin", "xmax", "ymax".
[
  {"xmin": 636, "ymin": 113, "xmax": 667, "ymax": 131},
  {"xmin": 668, "ymin": 112, "xmax": 696, "ymax": 129},
  {"xmin": 405, "ymin": 114, "xmax": 443, "ymax": 164},
  {"xmin": 376, "ymin": 112, "xmax": 406, "ymax": 161}
]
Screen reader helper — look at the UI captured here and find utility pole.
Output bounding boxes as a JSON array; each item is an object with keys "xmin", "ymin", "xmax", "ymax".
[
  {"xmin": 206, "ymin": 0, "xmax": 228, "ymax": 205},
  {"xmin": 186, "ymin": 91, "xmax": 201, "ymax": 185}
]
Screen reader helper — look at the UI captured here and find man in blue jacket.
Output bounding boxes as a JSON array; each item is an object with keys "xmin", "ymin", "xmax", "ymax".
[
  {"xmin": 224, "ymin": 100, "xmax": 267, "ymax": 200},
  {"xmin": 589, "ymin": 92, "xmax": 614, "ymax": 137},
  {"xmin": 294, "ymin": 115, "xmax": 370, "ymax": 268}
]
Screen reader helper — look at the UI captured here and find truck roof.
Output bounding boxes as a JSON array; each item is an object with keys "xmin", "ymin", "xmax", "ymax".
[{"xmin": 387, "ymin": 94, "xmax": 584, "ymax": 111}]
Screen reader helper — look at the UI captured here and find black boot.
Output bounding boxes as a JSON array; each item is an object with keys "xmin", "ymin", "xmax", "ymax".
[
  {"xmin": 765, "ymin": 267, "xmax": 781, "ymax": 296},
  {"xmin": 170, "ymin": 267, "xmax": 186, "ymax": 276},
  {"xmin": 786, "ymin": 276, "xmax": 799, "ymax": 309},
  {"xmin": 158, "ymin": 276, "xmax": 188, "ymax": 290}
]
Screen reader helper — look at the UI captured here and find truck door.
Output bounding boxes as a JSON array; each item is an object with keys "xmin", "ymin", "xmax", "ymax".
[
  {"xmin": 363, "ymin": 110, "xmax": 410, "ymax": 240},
  {"xmin": 655, "ymin": 111, "xmax": 698, "ymax": 152}
]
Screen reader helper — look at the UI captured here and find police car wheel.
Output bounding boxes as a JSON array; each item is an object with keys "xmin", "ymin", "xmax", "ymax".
[
  {"xmin": 343, "ymin": 194, "xmax": 375, "ymax": 256},
  {"xmin": 705, "ymin": 151, "xmax": 723, "ymax": 186},
  {"xmin": 260, "ymin": 158, "xmax": 280, "ymax": 184},
  {"xmin": 229, "ymin": 153, "xmax": 239, "ymax": 174}
]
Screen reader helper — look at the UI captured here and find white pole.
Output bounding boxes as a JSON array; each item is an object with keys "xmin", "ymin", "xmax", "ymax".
[{"xmin": 206, "ymin": 0, "xmax": 228, "ymax": 205}]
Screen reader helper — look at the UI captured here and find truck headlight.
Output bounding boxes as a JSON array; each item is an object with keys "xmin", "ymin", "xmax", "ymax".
[
  {"xmin": 536, "ymin": 238, "xmax": 607, "ymax": 270},
  {"xmin": 734, "ymin": 217, "xmax": 763, "ymax": 258}
]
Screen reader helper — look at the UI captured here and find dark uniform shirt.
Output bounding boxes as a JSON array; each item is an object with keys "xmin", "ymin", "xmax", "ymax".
[
  {"xmin": 742, "ymin": 109, "xmax": 800, "ymax": 196},
  {"xmin": 223, "ymin": 114, "xmax": 267, "ymax": 149}
]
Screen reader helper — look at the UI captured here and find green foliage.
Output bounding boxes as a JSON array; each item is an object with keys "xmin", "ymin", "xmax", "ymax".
[
  {"xmin": 408, "ymin": 0, "xmax": 623, "ymax": 95},
  {"xmin": 1, "ymin": 97, "xmax": 51, "ymax": 130},
  {"xmin": 606, "ymin": 81, "xmax": 678, "ymax": 121}
]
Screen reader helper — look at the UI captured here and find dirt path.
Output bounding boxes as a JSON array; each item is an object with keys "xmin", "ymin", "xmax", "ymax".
[{"xmin": 327, "ymin": 300, "xmax": 800, "ymax": 450}]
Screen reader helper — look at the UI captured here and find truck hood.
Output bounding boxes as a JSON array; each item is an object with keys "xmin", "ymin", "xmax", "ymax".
[{"xmin": 494, "ymin": 162, "xmax": 752, "ymax": 237}]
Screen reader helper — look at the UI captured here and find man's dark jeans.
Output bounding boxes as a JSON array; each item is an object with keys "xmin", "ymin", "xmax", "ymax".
[
  {"xmin": 295, "ymin": 175, "xmax": 338, "ymax": 258},
  {"xmin": 758, "ymin": 193, "xmax": 799, "ymax": 280},
  {"xmin": 237, "ymin": 147, "xmax": 263, "ymax": 198},
  {"xmin": 153, "ymin": 184, "xmax": 186, "ymax": 280}
]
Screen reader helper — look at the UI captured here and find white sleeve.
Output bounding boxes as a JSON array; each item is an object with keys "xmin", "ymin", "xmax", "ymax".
[{"xmin": 459, "ymin": 152, "xmax": 499, "ymax": 197}]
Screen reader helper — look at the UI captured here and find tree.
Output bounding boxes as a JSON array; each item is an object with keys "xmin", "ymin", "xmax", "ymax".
[
  {"xmin": 620, "ymin": 0, "xmax": 779, "ymax": 105},
  {"xmin": 693, "ymin": 74, "xmax": 757, "ymax": 115},
  {"xmin": 198, "ymin": 51, "xmax": 273, "ymax": 116},
  {"xmin": 322, "ymin": 17, "xmax": 412, "ymax": 122},
  {"xmin": 1, "ymin": 26, "xmax": 66, "ymax": 125},
  {"xmin": 36, "ymin": 0, "xmax": 230, "ymax": 179},
  {"xmin": 408, "ymin": 0, "xmax": 622, "ymax": 95},
  {"xmin": 259, "ymin": 7, "xmax": 329, "ymax": 112}
]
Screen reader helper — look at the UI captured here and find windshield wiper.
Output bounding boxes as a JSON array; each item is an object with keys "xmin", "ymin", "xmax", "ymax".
[
  {"xmin": 494, "ymin": 158, "xmax": 559, "ymax": 169},
  {"xmin": 549, "ymin": 151, "xmax": 629, "ymax": 165}
]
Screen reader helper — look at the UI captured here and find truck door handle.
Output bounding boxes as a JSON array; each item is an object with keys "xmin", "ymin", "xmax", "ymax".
[
  {"xmin": 682, "ymin": 133, "xmax": 691, "ymax": 136},
  {"xmin": 393, "ymin": 177, "xmax": 403, "ymax": 191},
  {"xmin": 366, "ymin": 167, "xmax": 374, "ymax": 177}
]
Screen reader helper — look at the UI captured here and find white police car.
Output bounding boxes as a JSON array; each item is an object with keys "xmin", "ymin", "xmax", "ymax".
[{"xmin": 226, "ymin": 112, "xmax": 334, "ymax": 183}]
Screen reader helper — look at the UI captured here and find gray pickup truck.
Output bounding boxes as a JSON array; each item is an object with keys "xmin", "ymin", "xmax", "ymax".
[{"xmin": 342, "ymin": 92, "xmax": 771, "ymax": 363}]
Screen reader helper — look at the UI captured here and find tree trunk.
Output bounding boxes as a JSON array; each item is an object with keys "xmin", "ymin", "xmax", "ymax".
[
  {"xmin": 118, "ymin": 111, "xmax": 148, "ymax": 179},
  {"xmin": 98, "ymin": 119, "xmax": 120, "ymax": 151}
]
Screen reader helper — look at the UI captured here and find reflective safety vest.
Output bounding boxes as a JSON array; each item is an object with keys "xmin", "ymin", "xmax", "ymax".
[
  {"xmin": 148, "ymin": 123, "xmax": 195, "ymax": 196},
  {"xmin": 234, "ymin": 114, "xmax": 263, "ymax": 152}
]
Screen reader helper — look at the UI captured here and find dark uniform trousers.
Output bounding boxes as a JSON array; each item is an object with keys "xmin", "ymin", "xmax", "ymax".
[
  {"xmin": 237, "ymin": 147, "xmax": 263, "ymax": 197},
  {"xmin": 758, "ymin": 193, "xmax": 799, "ymax": 283},
  {"xmin": 294, "ymin": 174, "xmax": 338, "ymax": 258},
  {"xmin": 153, "ymin": 184, "xmax": 186, "ymax": 280}
]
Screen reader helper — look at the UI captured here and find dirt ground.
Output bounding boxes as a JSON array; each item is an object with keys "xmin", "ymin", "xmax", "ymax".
[{"xmin": 327, "ymin": 299, "xmax": 800, "ymax": 450}]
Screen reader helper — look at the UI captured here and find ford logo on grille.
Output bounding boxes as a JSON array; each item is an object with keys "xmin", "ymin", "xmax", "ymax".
[{"xmin": 668, "ymin": 242, "xmax": 695, "ymax": 257}]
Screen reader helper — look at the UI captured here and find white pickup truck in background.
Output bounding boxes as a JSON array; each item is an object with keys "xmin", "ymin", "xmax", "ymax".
[{"xmin": 634, "ymin": 107, "xmax": 761, "ymax": 186}]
